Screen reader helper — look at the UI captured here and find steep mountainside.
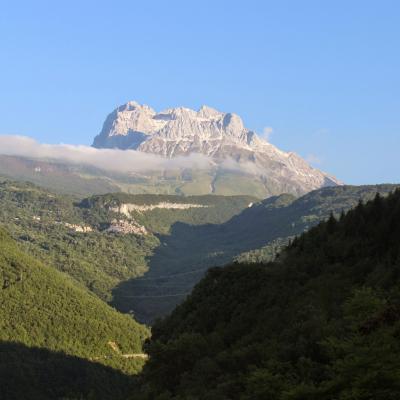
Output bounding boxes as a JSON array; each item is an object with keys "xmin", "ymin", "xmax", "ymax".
[
  {"xmin": 112, "ymin": 184, "xmax": 398, "ymax": 323},
  {"xmin": 140, "ymin": 189, "xmax": 400, "ymax": 400},
  {"xmin": 0, "ymin": 180, "xmax": 157, "ymax": 301},
  {"xmin": 0, "ymin": 180, "xmax": 254, "ymax": 305},
  {"xmin": 0, "ymin": 154, "xmax": 278, "ymax": 198},
  {"xmin": 93, "ymin": 101, "xmax": 340, "ymax": 196},
  {"xmin": 1, "ymin": 180, "xmax": 397, "ymax": 325},
  {"xmin": 227, "ymin": 184, "xmax": 399, "ymax": 262},
  {"xmin": 0, "ymin": 228, "xmax": 149, "ymax": 399}
]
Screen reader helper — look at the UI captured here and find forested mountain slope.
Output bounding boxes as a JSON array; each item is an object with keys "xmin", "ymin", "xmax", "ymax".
[
  {"xmin": 0, "ymin": 179, "xmax": 397, "ymax": 325},
  {"xmin": 140, "ymin": 189, "xmax": 400, "ymax": 399},
  {"xmin": 113, "ymin": 184, "xmax": 397, "ymax": 323},
  {"xmin": 0, "ymin": 228, "xmax": 149, "ymax": 399},
  {"xmin": 0, "ymin": 180, "xmax": 157, "ymax": 301},
  {"xmin": 228, "ymin": 184, "xmax": 398, "ymax": 262},
  {"xmin": 0, "ymin": 180, "xmax": 253, "ymax": 306}
]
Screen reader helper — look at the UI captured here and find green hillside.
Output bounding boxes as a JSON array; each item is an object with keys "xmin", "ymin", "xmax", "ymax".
[
  {"xmin": 1, "ymin": 179, "xmax": 398, "ymax": 325},
  {"xmin": 80, "ymin": 192, "xmax": 256, "ymax": 234},
  {"xmin": 0, "ymin": 180, "xmax": 157, "ymax": 301},
  {"xmin": 112, "ymin": 184, "xmax": 398, "ymax": 323},
  {"xmin": 0, "ymin": 180, "xmax": 254, "ymax": 318},
  {"xmin": 229, "ymin": 184, "xmax": 399, "ymax": 262},
  {"xmin": 0, "ymin": 227, "xmax": 149, "ymax": 399},
  {"xmin": 140, "ymin": 189, "xmax": 400, "ymax": 400}
]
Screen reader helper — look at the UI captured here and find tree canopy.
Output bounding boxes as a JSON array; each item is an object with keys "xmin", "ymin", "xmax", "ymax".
[{"xmin": 140, "ymin": 189, "xmax": 400, "ymax": 399}]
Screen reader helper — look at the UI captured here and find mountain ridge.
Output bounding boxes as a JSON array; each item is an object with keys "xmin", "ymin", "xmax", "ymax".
[
  {"xmin": 0, "ymin": 178, "xmax": 397, "ymax": 325},
  {"xmin": 93, "ymin": 101, "xmax": 341, "ymax": 196}
]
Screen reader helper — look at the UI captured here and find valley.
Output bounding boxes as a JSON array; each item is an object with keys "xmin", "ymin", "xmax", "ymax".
[
  {"xmin": 0, "ymin": 179, "xmax": 255, "ymax": 310},
  {"xmin": 2, "ymin": 3, "xmax": 398, "ymax": 398},
  {"xmin": 0, "ymin": 178, "xmax": 397, "ymax": 324},
  {"xmin": 2, "ymin": 178, "xmax": 399, "ymax": 399},
  {"xmin": 141, "ymin": 189, "xmax": 400, "ymax": 399},
  {"xmin": 0, "ymin": 92, "xmax": 397, "ymax": 400}
]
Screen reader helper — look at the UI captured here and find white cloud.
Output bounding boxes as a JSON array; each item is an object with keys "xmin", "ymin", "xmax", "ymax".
[
  {"xmin": 262, "ymin": 126, "xmax": 273, "ymax": 141},
  {"xmin": 220, "ymin": 157, "xmax": 264, "ymax": 175},
  {"xmin": 0, "ymin": 135, "xmax": 263, "ymax": 175},
  {"xmin": 0, "ymin": 135, "xmax": 213, "ymax": 172}
]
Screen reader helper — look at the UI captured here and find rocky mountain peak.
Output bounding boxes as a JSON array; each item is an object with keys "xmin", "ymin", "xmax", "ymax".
[
  {"xmin": 93, "ymin": 101, "xmax": 253, "ymax": 149},
  {"xmin": 92, "ymin": 101, "xmax": 341, "ymax": 196},
  {"xmin": 198, "ymin": 105, "xmax": 223, "ymax": 119},
  {"xmin": 222, "ymin": 113, "xmax": 245, "ymax": 136}
]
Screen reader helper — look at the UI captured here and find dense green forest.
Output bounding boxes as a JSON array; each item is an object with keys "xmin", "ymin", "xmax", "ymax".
[
  {"xmin": 140, "ymin": 189, "xmax": 400, "ymax": 399},
  {"xmin": 225, "ymin": 184, "xmax": 399, "ymax": 262},
  {"xmin": 0, "ymin": 227, "xmax": 151, "ymax": 398},
  {"xmin": 0, "ymin": 180, "xmax": 253, "ymax": 306},
  {"xmin": 80, "ymin": 192, "xmax": 257, "ymax": 234},
  {"xmin": 0, "ymin": 180, "xmax": 156, "ymax": 301},
  {"xmin": 112, "ymin": 184, "xmax": 398, "ymax": 323},
  {"xmin": 2, "ymin": 178, "xmax": 400, "ymax": 398},
  {"xmin": 1, "ymin": 179, "xmax": 398, "ymax": 325}
]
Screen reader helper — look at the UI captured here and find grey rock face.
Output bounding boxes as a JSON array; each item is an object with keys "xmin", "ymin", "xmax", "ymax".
[{"xmin": 93, "ymin": 101, "xmax": 341, "ymax": 195}]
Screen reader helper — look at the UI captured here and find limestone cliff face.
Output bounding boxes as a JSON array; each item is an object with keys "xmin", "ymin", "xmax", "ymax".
[
  {"xmin": 92, "ymin": 101, "xmax": 258, "ymax": 155},
  {"xmin": 93, "ymin": 101, "xmax": 341, "ymax": 195}
]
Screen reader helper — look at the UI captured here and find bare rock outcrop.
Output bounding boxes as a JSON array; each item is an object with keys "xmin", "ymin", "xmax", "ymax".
[{"xmin": 93, "ymin": 101, "xmax": 341, "ymax": 195}]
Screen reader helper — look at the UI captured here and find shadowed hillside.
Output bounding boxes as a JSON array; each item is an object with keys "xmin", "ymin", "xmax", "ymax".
[
  {"xmin": 139, "ymin": 189, "xmax": 400, "ymax": 399},
  {"xmin": 112, "ymin": 184, "xmax": 398, "ymax": 323},
  {"xmin": 0, "ymin": 179, "xmax": 398, "ymax": 325},
  {"xmin": 0, "ymin": 342, "xmax": 137, "ymax": 400}
]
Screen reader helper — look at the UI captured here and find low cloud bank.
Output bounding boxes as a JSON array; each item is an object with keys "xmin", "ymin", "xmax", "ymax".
[
  {"xmin": 0, "ymin": 135, "xmax": 212, "ymax": 172},
  {"xmin": 0, "ymin": 135, "xmax": 260, "ymax": 175}
]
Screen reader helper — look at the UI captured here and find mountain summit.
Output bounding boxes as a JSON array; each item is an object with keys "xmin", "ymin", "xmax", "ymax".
[
  {"xmin": 92, "ymin": 101, "xmax": 341, "ymax": 196},
  {"xmin": 93, "ymin": 101, "xmax": 259, "ymax": 154}
]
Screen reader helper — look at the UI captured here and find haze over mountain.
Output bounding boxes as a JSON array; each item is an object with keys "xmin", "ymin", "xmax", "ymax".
[{"xmin": 93, "ymin": 101, "xmax": 341, "ymax": 196}]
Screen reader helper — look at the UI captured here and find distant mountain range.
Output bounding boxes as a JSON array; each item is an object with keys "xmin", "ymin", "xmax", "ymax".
[{"xmin": 92, "ymin": 101, "xmax": 341, "ymax": 196}]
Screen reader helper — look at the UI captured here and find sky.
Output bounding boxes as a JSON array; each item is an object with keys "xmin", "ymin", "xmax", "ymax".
[{"xmin": 0, "ymin": 0, "xmax": 399, "ymax": 184}]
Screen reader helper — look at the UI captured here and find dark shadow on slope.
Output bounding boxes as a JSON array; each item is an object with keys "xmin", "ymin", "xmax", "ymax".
[
  {"xmin": 111, "ymin": 185, "xmax": 400, "ymax": 325},
  {"xmin": 110, "ymin": 200, "xmax": 301, "ymax": 324},
  {"xmin": 0, "ymin": 341, "xmax": 138, "ymax": 400}
]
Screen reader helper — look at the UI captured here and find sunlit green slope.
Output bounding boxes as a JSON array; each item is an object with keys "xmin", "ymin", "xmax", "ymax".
[{"xmin": 0, "ymin": 228, "xmax": 149, "ymax": 379}]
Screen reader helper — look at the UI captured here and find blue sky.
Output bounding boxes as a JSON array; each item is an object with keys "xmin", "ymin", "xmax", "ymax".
[{"xmin": 0, "ymin": 0, "xmax": 399, "ymax": 184}]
